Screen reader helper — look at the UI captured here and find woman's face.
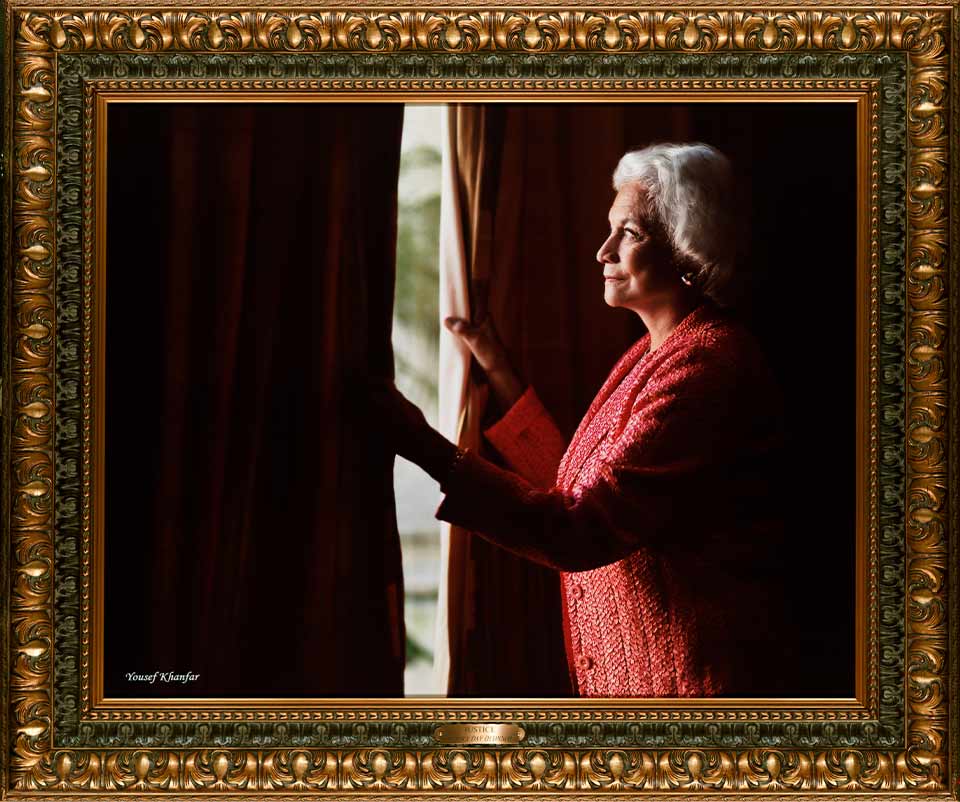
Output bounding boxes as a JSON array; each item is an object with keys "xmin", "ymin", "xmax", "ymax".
[{"xmin": 596, "ymin": 182, "xmax": 675, "ymax": 313}]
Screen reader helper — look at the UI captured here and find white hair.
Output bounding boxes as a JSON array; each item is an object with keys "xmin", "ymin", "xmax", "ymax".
[{"xmin": 613, "ymin": 143, "xmax": 736, "ymax": 304}]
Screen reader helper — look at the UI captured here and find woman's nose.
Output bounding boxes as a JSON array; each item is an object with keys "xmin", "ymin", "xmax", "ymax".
[{"xmin": 596, "ymin": 234, "xmax": 618, "ymax": 264}]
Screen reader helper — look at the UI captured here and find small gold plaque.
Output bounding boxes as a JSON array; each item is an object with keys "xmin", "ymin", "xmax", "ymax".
[{"xmin": 433, "ymin": 724, "xmax": 526, "ymax": 745}]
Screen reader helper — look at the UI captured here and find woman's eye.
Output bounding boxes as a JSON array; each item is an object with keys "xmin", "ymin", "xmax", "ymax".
[{"xmin": 624, "ymin": 227, "xmax": 643, "ymax": 239}]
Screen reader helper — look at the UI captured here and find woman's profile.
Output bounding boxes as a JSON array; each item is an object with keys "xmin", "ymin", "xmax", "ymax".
[{"xmin": 376, "ymin": 142, "xmax": 794, "ymax": 698}]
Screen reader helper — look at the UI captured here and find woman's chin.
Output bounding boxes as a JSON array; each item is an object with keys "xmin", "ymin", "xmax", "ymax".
[
  {"xmin": 603, "ymin": 289, "xmax": 625, "ymax": 308},
  {"xmin": 604, "ymin": 284, "xmax": 646, "ymax": 311}
]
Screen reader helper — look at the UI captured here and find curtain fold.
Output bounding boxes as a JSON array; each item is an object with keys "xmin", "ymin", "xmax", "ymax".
[
  {"xmin": 434, "ymin": 108, "xmax": 476, "ymax": 695},
  {"xmin": 104, "ymin": 103, "xmax": 406, "ymax": 697}
]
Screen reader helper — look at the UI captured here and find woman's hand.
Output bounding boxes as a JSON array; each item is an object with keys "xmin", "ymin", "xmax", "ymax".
[
  {"xmin": 368, "ymin": 381, "xmax": 459, "ymax": 482},
  {"xmin": 369, "ymin": 381, "xmax": 431, "ymax": 457},
  {"xmin": 444, "ymin": 316, "xmax": 525, "ymax": 410},
  {"xmin": 444, "ymin": 316, "xmax": 510, "ymax": 373}
]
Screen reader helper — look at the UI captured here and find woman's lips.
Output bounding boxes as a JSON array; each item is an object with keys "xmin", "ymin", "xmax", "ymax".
[{"xmin": 604, "ymin": 276, "xmax": 625, "ymax": 282}]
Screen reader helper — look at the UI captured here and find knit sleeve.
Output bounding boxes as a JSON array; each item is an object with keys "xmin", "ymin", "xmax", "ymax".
[
  {"xmin": 482, "ymin": 386, "xmax": 567, "ymax": 489},
  {"xmin": 435, "ymin": 341, "xmax": 769, "ymax": 572}
]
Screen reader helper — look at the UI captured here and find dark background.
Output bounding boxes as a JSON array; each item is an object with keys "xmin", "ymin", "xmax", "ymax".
[
  {"xmin": 105, "ymin": 102, "xmax": 857, "ymax": 699},
  {"xmin": 103, "ymin": 103, "xmax": 407, "ymax": 698}
]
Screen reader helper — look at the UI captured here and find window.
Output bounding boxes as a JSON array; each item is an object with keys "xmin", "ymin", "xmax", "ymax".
[{"xmin": 393, "ymin": 104, "xmax": 444, "ymax": 696}]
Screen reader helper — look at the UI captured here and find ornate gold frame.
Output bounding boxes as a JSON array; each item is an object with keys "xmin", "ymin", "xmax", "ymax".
[{"xmin": 4, "ymin": 2, "xmax": 956, "ymax": 798}]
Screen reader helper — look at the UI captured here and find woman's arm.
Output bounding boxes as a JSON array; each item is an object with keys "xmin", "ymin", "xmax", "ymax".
[
  {"xmin": 444, "ymin": 315, "xmax": 566, "ymax": 488},
  {"xmin": 378, "ymin": 328, "xmax": 778, "ymax": 574},
  {"xmin": 436, "ymin": 451, "xmax": 658, "ymax": 571},
  {"xmin": 435, "ymin": 340, "xmax": 778, "ymax": 572},
  {"xmin": 482, "ymin": 387, "xmax": 567, "ymax": 490},
  {"xmin": 445, "ymin": 316, "xmax": 524, "ymax": 410}
]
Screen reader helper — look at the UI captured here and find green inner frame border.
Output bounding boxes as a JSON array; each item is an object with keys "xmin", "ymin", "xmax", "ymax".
[{"xmin": 52, "ymin": 49, "xmax": 907, "ymax": 750}]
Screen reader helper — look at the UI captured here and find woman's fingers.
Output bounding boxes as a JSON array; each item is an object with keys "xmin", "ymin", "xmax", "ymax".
[
  {"xmin": 444, "ymin": 317, "xmax": 485, "ymax": 357},
  {"xmin": 445, "ymin": 316, "xmax": 497, "ymax": 345},
  {"xmin": 444, "ymin": 316, "xmax": 477, "ymax": 337},
  {"xmin": 441, "ymin": 317, "xmax": 523, "ymax": 408},
  {"xmin": 444, "ymin": 316, "xmax": 509, "ymax": 373}
]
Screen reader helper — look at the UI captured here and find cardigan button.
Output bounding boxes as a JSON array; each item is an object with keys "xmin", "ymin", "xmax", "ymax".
[
  {"xmin": 575, "ymin": 655, "xmax": 593, "ymax": 671},
  {"xmin": 570, "ymin": 585, "xmax": 584, "ymax": 600}
]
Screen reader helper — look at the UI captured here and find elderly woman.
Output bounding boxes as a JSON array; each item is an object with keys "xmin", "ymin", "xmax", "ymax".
[{"xmin": 380, "ymin": 142, "xmax": 788, "ymax": 697}]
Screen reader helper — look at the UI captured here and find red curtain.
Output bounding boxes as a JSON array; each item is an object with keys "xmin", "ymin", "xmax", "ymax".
[{"xmin": 104, "ymin": 103, "xmax": 406, "ymax": 697}]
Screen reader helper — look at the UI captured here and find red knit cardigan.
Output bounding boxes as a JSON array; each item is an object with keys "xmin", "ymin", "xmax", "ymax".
[{"xmin": 436, "ymin": 302, "xmax": 787, "ymax": 697}]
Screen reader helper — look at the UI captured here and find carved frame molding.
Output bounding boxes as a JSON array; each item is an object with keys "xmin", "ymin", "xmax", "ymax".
[{"xmin": 5, "ymin": 4, "xmax": 954, "ymax": 797}]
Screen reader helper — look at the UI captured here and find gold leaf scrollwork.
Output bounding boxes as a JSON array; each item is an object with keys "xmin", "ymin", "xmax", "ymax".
[
  {"xmin": 343, "ymin": 750, "xmax": 418, "ymax": 790},
  {"xmin": 734, "ymin": 12, "xmax": 807, "ymax": 50},
  {"xmin": 901, "ymin": 12, "xmax": 948, "ymax": 787},
  {"xmin": 660, "ymin": 750, "xmax": 737, "ymax": 790},
  {"xmin": 59, "ymin": 752, "xmax": 101, "ymax": 790},
  {"xmin": 908, "ymin": 478, "xmax": 945, "ymax": 538},
  {"xmin": 209, "ymin": 12, "xmax": 255, "ymax": 49},
  {"xmin": 812, "ymin": 12, "xmax": 886, "ymax": 49},
  {"xmin": 13, "ymin": 551, "xmax": 51, "ymax": 609},
  {"xmin": 12, "ymin": 383, "xmax": 53, "ymax": 447},
  {"xmin": 422, "ymin": 750, "xmax": 496, "ymax": 790},
  {"xmin": 252, "ymin": 11, "xmax": 283, "ymax": 48},
  {"xmin": 11, "ymin": 9, "xmax": 956, "ymax": 57},
  {"xmin": 11, "ymin": 6, "xmax": 57, "ymax": 789},
  {"xmin": 28, "ymin": 12, "xmax": 70, "ymax": 49},
  {"xmin": 903, "ymin": 748, "xmax": 945, "ymax": 789},
  {"xmin": 100, "ymin": 12, "xmax": 173, "ymax": 50},
  {"xmin": 182, "ymin": 751, "xmax": 258, "ymax": 791},
  {"xmin": 500, "ymin": 749, "xmax": 576, "ymax": 790},
  {"xmin": 18, "ymin": 12, "xmax": 50, "ymax": 52},
  {"xmin": 908, "ymin": 149, "xmax": 947, "ymax": 231},
  {"xmin": 575, "ymin": 12, "xmax": 650, "ymax": 51},
  {"xmin": 908, "ymin": 229, "xmax": 947, "ymax": 315},
  {"xmin": 907, "ymin": 474, "xmax": 946, "ymax": 548},
  {"xmin": 909, "ymin": 71, "xmax": 947, "ymax": 147},
  {"xmin": 496, "ymin": 12, "xmax": 570, "ymax": 52},
  {"xmin": 262, "ymin": 750, "xmax": 338, "ymax": 790},
  {"xmin": 23, "ymin": 751, "xmax": 99, "ymax": 791},
  {"xmin": 336, "ymin": 12, "xmax": 409, "ymax": 51},
  {"xmin": 907, "ymin": 678, "xmax": 949, "ymax": 759},
  {"xmin": 299, "ymin": 13, "xmax": 330, "ymax": 50},
  {"xmin": 812, "ymin": 750, "xmax": 939, "ymax": 791},
  {"xmin": 103, "ymin": 751, "xmax": 179, "ymax": 791},
  {"xmin": 908, "ymin": 565, "xmax": 948, "ymax": 660},
  {"xmin": 580, "ymin": 750, "xmax": 656, "ymax": 790},
  {"xmin": 907, "ymin": 312, "xmax": 948, "ymax": 392},
  {"xmin": 14, "ymin": 460, "xmax": 53, "ymax": 523},
  {"xmin": 177, "ymin": 12, "xmax": 252, "ymax": 50},
  {"xmin": 907, "ymin": 413, "xmax": 948, "ymax": 492},
  {"xmin": 250, "ymin": 12, "xmax": 331, "ymax": 50},
  {"xmin": 134, "ymin": 12, "xmax": 177, "ymax": 50},
  {"xmin": 826, "ymin": 752, "xmax": 874, "ymax": 791},
  {"xmin": 656, "ymin": 11, "xmax": 728, "ymax": 51},
  {"xmin": 10, "ymin": 713, "xmax": 50, "ymax": 791},
  {"xmin": 416, "ymin": 12, "xmax": 489, "ymax": 52},
  {"xmin": 283, "ymin": 15, "xmax": 304, "ymax": 48},
  {"xmin": 812, "ymin": 750, "xmax": 850, "ymax": 789},
  {"xmin": 737, "ymin": 750, "xmax": 807, "ymax": 790},
  {"xmin": 14, "ymin": 170, "xmax": 53, "ymax": 219},
  {"xmin": 55, "ymin": 11, "xmax": 99, "ymax": 49},
  {"xmin": 12, "ymin": 398, "xmax": 53, "ymax": 470},
  {"xmin": 890, "ymin": 11, "xmax": 947, "ymax": 60}
]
